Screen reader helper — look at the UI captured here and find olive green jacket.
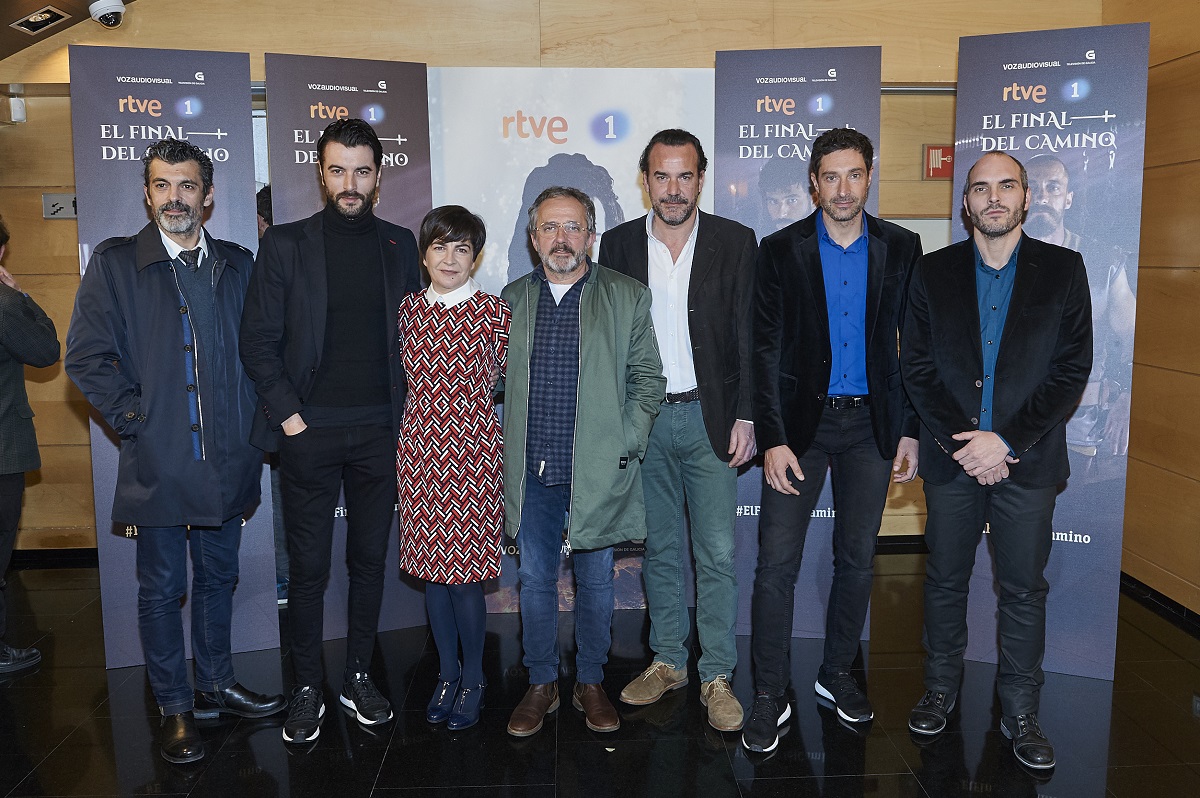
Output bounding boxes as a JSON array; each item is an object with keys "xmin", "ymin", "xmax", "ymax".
[{"xmin": 500, "ymin": 262, "xmax": 665, "ymax": 550}]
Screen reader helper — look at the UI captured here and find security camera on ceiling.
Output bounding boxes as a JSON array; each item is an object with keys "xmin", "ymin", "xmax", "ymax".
[{"xmin": 88, "ymin": 1, "xmax": 125, "ymax": 29}]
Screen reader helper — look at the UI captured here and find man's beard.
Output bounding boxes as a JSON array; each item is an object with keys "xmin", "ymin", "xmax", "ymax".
[
  {"xmin": 652, "ymin": 193, "xmax": 697, "ymax": 227},
  {"xmin": 1022, "ymin": 206, "xmax": 1062, "ymax": 240},
  {"xmin": 328, "ymin": 187, "xmax": 377, "ymax": 219},
  {"xmin": 540, "ymin": 242, "xmax": 587, "ymax": 276},
  {"xmin": 155, "ymin": 200, "xmax": 201, "ymax": 236},
  {"xmin": 970, "ymin": 203, "xmax": 1024, "ymax": 239},
  {"xmin": 818, "ymin": 188, "xmax": 868, "ymax": 223}
]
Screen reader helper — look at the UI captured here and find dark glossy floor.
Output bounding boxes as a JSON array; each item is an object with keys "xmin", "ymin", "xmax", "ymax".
[{"xmin": 2, "ymin": 555, "xmax": 1199, "ymax": 797}]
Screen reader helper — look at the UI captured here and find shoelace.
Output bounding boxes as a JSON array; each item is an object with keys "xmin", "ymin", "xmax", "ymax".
[
  {"xmin": 348, "ymin": 674, "xmax": 385, "ymax": 706},
  {"xmin": 291, "ymin": 689, "xmax": 320, "ymax": 720},
  {"xmin": 749, "ymin": 693, "xmax": 776, "ymax": 718}
]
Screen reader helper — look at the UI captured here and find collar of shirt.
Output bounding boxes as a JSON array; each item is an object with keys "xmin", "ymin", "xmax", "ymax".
[
  {"xmin": 972, "ymin": 237, "xmax": 1022, "ymax": 276},
  {"xmin": 158, "ymin": 227, "xmax": 209, "ymax": 263},
  {"xmin": 425, "ymin": 277, "xmax": 480, "ymax": 308},
  {"xmin": 645, "ymin": 212, "xmax": 700, "ymax": 393},
  {"xmin": 815, "ymin": 211, "xmax": 867, "ymax": 254}
]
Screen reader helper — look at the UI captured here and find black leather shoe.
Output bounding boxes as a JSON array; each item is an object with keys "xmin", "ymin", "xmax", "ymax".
[
  {"xmin": 193, "ymin": 682, "xmax": 286, "ymax": 719},
  {"xmin": 160, "ymin": 711, "xmax": 205, "ymax": 764},
  {"xmin": 0, "ymin": 641, "xmax": 42, "ymax": 675},
  {"xmin": 1001, "ymin": 713, "xmax": 1055, "ymax": 770},
  {"xmin": 908, "ymin": 690, "xmax": 957, "ymax": 736}
]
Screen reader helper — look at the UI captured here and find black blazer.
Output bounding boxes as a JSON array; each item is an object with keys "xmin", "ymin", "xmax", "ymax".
[
  {"xmin": 0, "ymin": 286, "xmax": 59, "ymax": 475},
  {"xmin": 900, "ymin": 235, "xmax": 1092, "ymax": 487},
  {"xmin": 599, "ymin": 211, "xmax": 757, "ymax": 461},
  {"xmin": 752, "ymin": 212, "xmax": 922, "ymax": 458},
  {"xmin": 239, "ymin": 209, "xmax": 421, "ymax": 452}
]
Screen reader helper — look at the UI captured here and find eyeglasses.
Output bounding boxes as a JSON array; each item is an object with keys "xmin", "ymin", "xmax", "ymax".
[{"xmin": 536, "ymin": 221, "xmax": 589, "ymax": 237}]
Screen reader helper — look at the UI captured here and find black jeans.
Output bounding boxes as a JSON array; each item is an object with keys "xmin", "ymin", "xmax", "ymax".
[
  {"xmin": 921, "ymin": 471, "xmax": 1056, "ymax": 717},
  {"xmin": 279, "ymin": 424, "xmax": 396, "ymax": 688},
  {"xmin": 751, "ymin": 405, "xmax": 892, "ymax": 696},
  {"xmin": 0, "ymin": 471, "xmax": 24, "ymax": 640}
]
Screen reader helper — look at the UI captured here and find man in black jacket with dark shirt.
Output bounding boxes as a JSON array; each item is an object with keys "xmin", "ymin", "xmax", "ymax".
[{"xmin": 240, "ymin": 119, "xmax": 422, "ymax": 745}]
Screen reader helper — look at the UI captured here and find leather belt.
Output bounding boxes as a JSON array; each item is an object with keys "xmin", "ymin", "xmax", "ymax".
[
  {"xmin": 826, "ymin": 395, "xmax": 869, "ymax": 410},
  {"xmin": 664, "ymin": 388, "xmax": 701, "ymax": 404}
]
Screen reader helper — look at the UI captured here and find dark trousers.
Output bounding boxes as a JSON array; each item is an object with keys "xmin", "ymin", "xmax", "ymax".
[
  {"xmin": 0, "ymin": 472, "xmax": 25, "ymax": 640},
  {"xmin": 136, "ymin": 516, "xmax": 242, "ymax": 714},
  {"xmin": 751, "ymin": 405, "xmax": 892, "ymax": 696},
  {"xmin": 921, "ymin": 472, "xmax": 1057, "ymax": 717},
  {"xmin": 279, "ymin": 424, "xmax": 396, "ymax": 688}
]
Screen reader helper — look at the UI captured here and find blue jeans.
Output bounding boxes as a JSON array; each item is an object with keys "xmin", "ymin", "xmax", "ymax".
[
  {"xmin": 751, "ymin": 404, "xmax": 892, "ymax": 696},
  {"xmin": 640, "ymin": 401, "xmax": 738, "ymax": 682},
  {"xmin": 516, "ymin": 474, "xmax": 614, "ymax": 685},
  {"xmin": 136, "ymin": 516, "xmax": 242, "ymax": 714}
]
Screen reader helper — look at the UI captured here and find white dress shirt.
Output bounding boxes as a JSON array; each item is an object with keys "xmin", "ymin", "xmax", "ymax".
[{"xmin": 645, "ymin": 212, "xmax": 699, "ymax": 394}]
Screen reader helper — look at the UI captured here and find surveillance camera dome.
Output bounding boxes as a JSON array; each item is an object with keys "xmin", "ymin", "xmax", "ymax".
[{"xmin": 89, "ymin": 1, "xmax": 125, "ymax": 29}]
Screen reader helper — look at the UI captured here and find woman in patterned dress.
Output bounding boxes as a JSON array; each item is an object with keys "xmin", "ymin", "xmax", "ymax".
[{"xmin": 397, "ymin": 206, "xmax": 510, "ymax": 731}]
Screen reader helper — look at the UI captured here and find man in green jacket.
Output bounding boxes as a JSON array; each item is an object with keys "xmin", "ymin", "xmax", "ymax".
[{"xmin": 502, "ymin": 186, "xmax": 665, "ymax": 737}]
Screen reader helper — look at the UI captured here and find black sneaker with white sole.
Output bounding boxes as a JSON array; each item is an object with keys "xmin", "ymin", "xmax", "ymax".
[
  {"xmin": 340, "ymin": 672, "xmax": 393, "ymax": 725},
  {"xmin": 282, "ymin": 685, "xmax": 325, "ymax": 744},
  {"xmin": 814, "ymin": 668, "xmax": 873, "ymax": 723},
  {"xmin": 741, "ymin": 692, "xmax": 792, "ymax": 753}
]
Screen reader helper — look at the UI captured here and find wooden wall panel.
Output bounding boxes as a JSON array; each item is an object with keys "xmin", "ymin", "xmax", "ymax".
[
  {"xmin": 1122, "ymin": 459, "xmax": 1200, "ymax": 602},
  {"xmin": 1144, "ymin": 54, "xmax": 1200, "ymax": 171},
  {"xmin": 773, "ymin": 3, "xmax": 1101, "ymax": 83},
  {"xmin": 1127, "ymin": 365, "xmax": 1200, "ymax": 479},
  {"xmin": 16, "ymin": 442, "xmax": 95, "ymax": 550},
  {"xmin": 0, "ymin": 98, "xmax": 75, "ymax": 187},
  {"xmin": 1131, "ymin": 268, "xmax": 1200, "ymax": 374},
  {"xmin": 1103, "ymin": 2, "xmax": 1200, "ymax": 66},
  {"xmin": 539, "ymin": 1, "xmax": 773, "ymax": 66},
  {"xmin": 1136, "ymin": 161, "xmax": 1200, "ymax": 269}
]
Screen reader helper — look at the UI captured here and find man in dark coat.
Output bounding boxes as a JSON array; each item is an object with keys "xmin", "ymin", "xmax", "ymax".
[
  {"xmin": 901, "ymin": 151, "xmax": 1092, "ymax": 771},
  {"xmin": 240, "ymin": 119, "xmax": 422, "ymax": 745},
  {"xmin": 745, "ymin": 129, "xmax": 922, "ymax": 752},
  {"xmin": 0, "ymin": 214, "xmax": 60, "ymax": 676},
  {"xmin": 66, "ymin": 139, "xmax": 284, "ymax": 764}
]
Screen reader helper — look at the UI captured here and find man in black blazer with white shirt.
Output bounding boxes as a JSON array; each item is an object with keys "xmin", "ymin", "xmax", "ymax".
[
  {"xmin": 599, "ymin": 129, "xmax": 757, "ymax": 733},
  {"xmin": 745, "ymin": 129, "xmax": 922, "ymax": 752},
  {"xmin": 901, "ymin": 151, "xmax": 1092, "ymax": 771}
]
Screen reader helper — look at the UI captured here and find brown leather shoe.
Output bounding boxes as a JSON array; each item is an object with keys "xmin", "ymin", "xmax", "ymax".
[
  {"xmin": 507, "ymin": 682, "xmax": 560, "ymax": 737},
  {"xmin": 572, "ymin": 682, "xmax": 620, "ymax": 732}
]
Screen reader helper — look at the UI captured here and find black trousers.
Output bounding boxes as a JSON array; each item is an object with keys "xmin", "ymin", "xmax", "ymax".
[
  {"xmin": 0, "ymin": 472, "xmax": 25, "ymax": 640},
  {"xmin": 921, "ymin": 471, "xmax": 1057, "ymax": 717},
  {"xmin": 751, "ymin": 405, "xmax": 893, "ymax": 696},
  {"xmin": 278, "ymin": 424, "xmax": 396, "ymax": 688}
]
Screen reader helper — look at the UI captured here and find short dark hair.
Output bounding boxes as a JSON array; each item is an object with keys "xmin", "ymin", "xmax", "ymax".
[
  {"xmin": 808, "ymin": 128, "xmax": 874, "ymax": 181},
  {"xmin": 638, "ymin": 129, "xmax": 708, "ymax": 176},
  {"xmin": 963, "ymin": 150, "xmax": 1028, "ymax": 197},
  {"xmin": 142, "ymin": 138, "xmax": 214, "ymax": 194},
  {"xmin": 256, "ymin": 184, "xmax": 272, "ymax": 225},
  {"xmin": 527, "ymin": 186, "xmax": 596, "ymax": 237},
  {"xmin": 419, "ymin": 205, "xmax": 487, "ymax": 255},
  {"xmin": 759, "ymin": 155, "xmax": 810, "ymax": 194},
  {"xmin": 0, "ymin": 214, "xmax": 9, "ymax": 250},
  {"xmin": 317, "ymin": 118, "xmax": 383, "ymax": 169}
]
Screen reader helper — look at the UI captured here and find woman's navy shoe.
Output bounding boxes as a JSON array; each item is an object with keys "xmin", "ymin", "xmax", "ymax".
[
  {"xmin": 426, "ymin": 674, "xmax": 461, "ymax": 724},
  {"xmin": 447, "ymin": 681, "xmax": 486, "ymax": 730}
]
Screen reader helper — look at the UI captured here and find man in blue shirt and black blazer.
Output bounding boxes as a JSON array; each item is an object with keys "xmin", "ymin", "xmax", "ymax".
[
  {"xmin": 744, "ymin": 129, "xmax": 922, "ymax": 753},
  {"xmin": 901, "ymin": 151, "xmax": 1092, "ymax": 771}
]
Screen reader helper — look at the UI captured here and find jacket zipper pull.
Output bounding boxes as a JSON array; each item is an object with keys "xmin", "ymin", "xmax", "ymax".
[{"xmin": 562, "ymin": 530, "xmax": 572, "ymax": 557}]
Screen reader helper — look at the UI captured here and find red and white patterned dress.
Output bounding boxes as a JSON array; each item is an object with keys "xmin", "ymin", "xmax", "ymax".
[{"xmin": 397, "ymin": 287, "xmax": 510, "ymax": 584}]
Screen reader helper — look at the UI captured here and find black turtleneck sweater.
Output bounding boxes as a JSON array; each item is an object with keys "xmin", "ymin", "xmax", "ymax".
[{"xmin": 304, "ymin": 202, "xmax": 392, "ymax": 426}]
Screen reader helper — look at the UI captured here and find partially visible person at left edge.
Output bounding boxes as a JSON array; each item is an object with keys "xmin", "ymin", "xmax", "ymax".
[
  {"xmin": 65, "ymin": 139, "xmax": 285, "ymax": 764},
  {"xmin": 0, "ymin": 213, "xmax": 60, "ymax": 677}
]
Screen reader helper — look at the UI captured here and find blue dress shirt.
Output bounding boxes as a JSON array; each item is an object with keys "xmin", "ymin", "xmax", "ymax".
[
  {"xmin": 974, "ymin": 240, "xmax": 1020, "ymax": 449},
  {"xmin": 817, "ymin": 213, "xmax": 869, "ymax": 396}
]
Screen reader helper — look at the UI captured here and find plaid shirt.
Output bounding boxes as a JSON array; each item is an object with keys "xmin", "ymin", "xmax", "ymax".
[{"xmin": 525, "ymin": 267, "xmax": 584, "ymax": 487}]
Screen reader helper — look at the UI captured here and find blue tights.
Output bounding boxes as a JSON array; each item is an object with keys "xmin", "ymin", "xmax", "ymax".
[{"xmin": 425, "ymin": 581, "xmax": 486, "ymax": 686}]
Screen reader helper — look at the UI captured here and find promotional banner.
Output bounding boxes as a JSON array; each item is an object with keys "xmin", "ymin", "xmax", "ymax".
[
  {"xmin": 67, "ymin": 45, "xmax": 277, "ymax": 668},
  {"xmin": 263, "ymin": 53, "xmax": 432, "ymax": 234},
  {"xmin": 263, "ymin": 53, "xmax": 435, "ymax": 634},
  {"xmin": 429, "ymin": 67, "xmax": 714, "ymax": 612},
  {"xmin": 953, "ymin": 24, "xmax": 1149, "ymax": 680},
  {"xmin": 714, "ymin": 48, "xmax": 883, "ymax": 639},
  {"xmin": 714, "ymin": 47, "xmax": 882, "ymax": 241}
]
